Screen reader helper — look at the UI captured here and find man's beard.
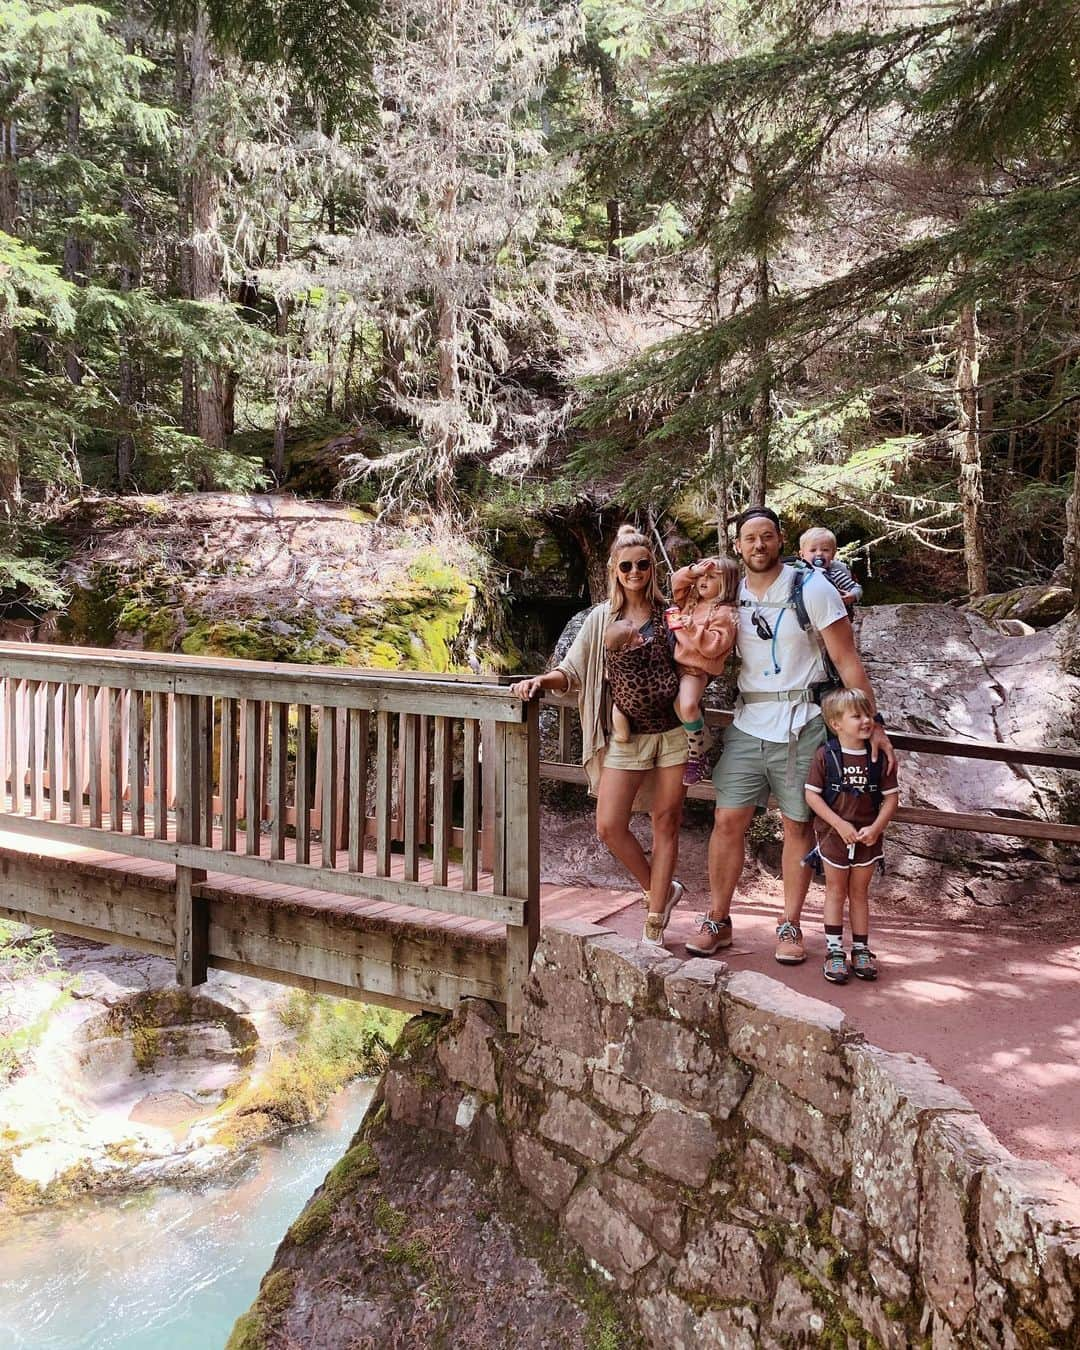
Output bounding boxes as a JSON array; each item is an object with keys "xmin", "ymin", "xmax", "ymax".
[{"xmin": 742, "ymin": 549, "xmax": 780, "ymax": 573}]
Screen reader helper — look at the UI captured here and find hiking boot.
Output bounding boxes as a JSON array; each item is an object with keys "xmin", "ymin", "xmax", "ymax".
[
  {"xmin": 682, "ymin": 757, "xmax": 710, "ymax": 787},
  {"xmin": 851, "ymin": 947, "xmax": 878, "ymax": 981},
  {"xmin": 685, "ymin": 916, "xmax": 732, "ymax": 957},
  {"xmin": 774, "ymin": 921, "xmax": 806, "ymax": 964},
  {"xmin": 823, "ymin": 949, "xmax": 849, "ymax": 984},
  {"xmin": 642, "ymin": 878, "xmax": 685, "ymax": 947}
]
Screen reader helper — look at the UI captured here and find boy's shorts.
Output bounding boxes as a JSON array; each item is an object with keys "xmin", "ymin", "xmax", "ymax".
[
  {"xmin": 712, "ymin": 719, "xmax": 827, "ymax": 821},
  {"xmin": 605, "ymin": 726, "xmax": 688, "ymax": 772}
]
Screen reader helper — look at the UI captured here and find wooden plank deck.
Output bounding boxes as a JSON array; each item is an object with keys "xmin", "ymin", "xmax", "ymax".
[{"xmin": 0, "ymin": 827, "xmax": 638, "ymax": 1015}]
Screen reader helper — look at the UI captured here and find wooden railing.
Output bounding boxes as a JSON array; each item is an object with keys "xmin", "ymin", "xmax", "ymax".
[
  {"xmin": 540, "ymin": 693, "xmax": 1080, "ymax": 846},
  {"xmin": 0, "ymin": 645, "xmax": 539, "ymax": 1029}
]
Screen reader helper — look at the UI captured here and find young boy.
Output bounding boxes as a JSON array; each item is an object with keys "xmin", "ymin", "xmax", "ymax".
[
  {"xmin": 804, "ymin": 688, "xmax": 899, "ymax": 983},
  {"xmin": 799, "ymin": 527, "xmax": 862, "ymax": 609}
]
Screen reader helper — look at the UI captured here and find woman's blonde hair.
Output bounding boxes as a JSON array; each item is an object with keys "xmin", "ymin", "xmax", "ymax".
[{"xmin": 607, "ymin": 524, "xmax": 664, "ymax": 619}]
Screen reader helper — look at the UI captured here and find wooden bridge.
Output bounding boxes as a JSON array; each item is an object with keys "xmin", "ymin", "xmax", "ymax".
[{"xmin": 1, "ymin": 643, "xmax": 1077, "ymax": 1033}]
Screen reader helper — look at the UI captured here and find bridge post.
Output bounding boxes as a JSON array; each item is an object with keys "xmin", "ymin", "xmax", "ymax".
[
  {"xmin": 174, "ymin": 692, "xmax": 209, "ymax": 988},
  {"xmin": 503, "ymin": 700, "xmax": 540, "ymax": 1034}
]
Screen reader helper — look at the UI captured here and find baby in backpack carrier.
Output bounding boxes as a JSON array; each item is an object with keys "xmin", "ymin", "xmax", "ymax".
[
  {"xmin": 804, "ymin": 688, "xmax": 899, "ymax": 985},
  {"xmin": 799, "ymin": 527, "xmax": 862, "ymax": 609}
]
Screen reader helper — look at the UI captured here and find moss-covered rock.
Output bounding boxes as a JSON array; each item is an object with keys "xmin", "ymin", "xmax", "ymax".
[
  {"xmin": 968, "ymin": 584, "xmax": 1072, "ymax": 628},
  {"xmin": 53, "ymin": 495, "xmax": 488, "ymax": 673}
]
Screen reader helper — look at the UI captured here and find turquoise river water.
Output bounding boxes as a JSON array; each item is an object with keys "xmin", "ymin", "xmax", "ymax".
[{"xmin": 0, "ymin": 1082, "xmax": 374, "ymax": 1350}]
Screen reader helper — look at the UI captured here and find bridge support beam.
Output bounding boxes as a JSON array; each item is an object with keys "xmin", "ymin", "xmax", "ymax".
[
  {"xmin": 504, "ymin": 702, "xmax": 540, "ymax": 1034},
  {"xmin": 175, "ymin": 693, "xmax": 209, "ymax": 987}
]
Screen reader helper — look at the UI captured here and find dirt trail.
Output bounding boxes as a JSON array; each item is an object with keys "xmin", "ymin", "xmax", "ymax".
[{"xmin": 599, "ymin": 878, "xmax": 1080, "ymax": 1186}]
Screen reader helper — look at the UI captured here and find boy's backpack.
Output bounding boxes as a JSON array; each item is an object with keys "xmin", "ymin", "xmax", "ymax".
[{"xmin": 819, "ymin": 735, "xmax": 883, "ymax": 810}]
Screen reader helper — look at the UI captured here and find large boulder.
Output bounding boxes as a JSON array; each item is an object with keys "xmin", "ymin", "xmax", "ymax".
[{"xmin": 859, "ymin": 604, "xmax": 1080, "ymax": 890}]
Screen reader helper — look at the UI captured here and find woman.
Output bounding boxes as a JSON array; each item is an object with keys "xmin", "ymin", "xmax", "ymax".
[{"xmin": 510, "ymin": 525, "xmax": 687, "ymax": 947}]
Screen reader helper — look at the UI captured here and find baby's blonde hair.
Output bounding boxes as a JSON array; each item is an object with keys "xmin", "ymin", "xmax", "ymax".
[
  {"xmin": 606, "ymin": 524, "xmax": 665, "ymax": 619},
  {"xmin": 820, "ymin": 687, "xmax": 873, "ymax": 731},
  {"xmin": 800, "ymin": 526, "xmax": 837, "ymax": 551}
]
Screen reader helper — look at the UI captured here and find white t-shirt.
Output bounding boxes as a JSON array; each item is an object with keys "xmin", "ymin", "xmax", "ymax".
[{"xmin": 733, "ymin": 564, "xmax": 847, "ymax": 743}]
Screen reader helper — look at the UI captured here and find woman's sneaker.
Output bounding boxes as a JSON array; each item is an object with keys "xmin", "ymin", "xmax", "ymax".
[
  {"xmin": 851, "ymin": 947, "xmax": 878, "ymax": 980},
  {"xmin": 823, "ymin": 949, "xmax": 849, "ymax": 984},
  {"xmin": 642, "ymin": 879, "xmax": 685, "ymax": 947},
  {"xmin": 682, "ymin": 757, "xmax": 710, "ymax": 787},
  {"xmin": 685, "ymin": 916, "xmax": 732, "ymax": 957}
]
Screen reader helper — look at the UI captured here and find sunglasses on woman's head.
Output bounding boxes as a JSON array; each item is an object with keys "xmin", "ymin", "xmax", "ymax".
[{"xmin": 618, "ymin": 559, "xmax": 652, "ymax": 574}]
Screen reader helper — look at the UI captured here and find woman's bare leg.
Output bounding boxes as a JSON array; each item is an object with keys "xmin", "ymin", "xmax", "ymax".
[
  {"xmin": 596, "ymin": 766, "xmax": 652, "ymax": 892},
  {"xmin": 647, "ymin": 763, "xmax": 687, "ymax": 913}
]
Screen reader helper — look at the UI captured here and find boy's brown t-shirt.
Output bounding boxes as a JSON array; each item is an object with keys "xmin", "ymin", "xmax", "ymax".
[{"xmin": 805, "ymin": 744, "xmax": 899, "ymax": 829}]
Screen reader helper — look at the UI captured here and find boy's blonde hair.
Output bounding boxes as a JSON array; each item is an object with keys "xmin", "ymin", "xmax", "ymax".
[
  {"xmin": 800, "ymin": 526, "xmax": 837, "ymax": 550},
  {"xmin": 820, "ymin": 687, "xmax": 873, "ymax": 731}
]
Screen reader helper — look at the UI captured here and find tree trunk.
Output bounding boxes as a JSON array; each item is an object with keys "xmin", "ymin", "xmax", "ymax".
[
  {"xmin": 749, "ymin": 250, "xmax": 772, "ymax": 506},
  {"xmin": 0, "ymin": 116, "xmax": 21, "ymax": 513},
  {"xmin": 596, "ymin": 50, "xmax": 627, "ymax": 307},
  {"xmin": 710, "ymin": 414, "xmax": 732, "ymax": 556},
  {"xmin": 1067, "ymin": 424, "xmax": 1080, "ymax": 612},
  {"xmin": 272, "ymin": 215, "xmax": 290, "ymax": 481},
  {"xmin": 62, "ymin": 92, "xmax": 84, "ymax": 385},
  {"xmin": 175, "ymin": 34, "xmax": 196, "ymax": 435},
  {"xmin": 432, "ymin": 0, "xmax": 461, "ymax": 507},
  {"xmin": 188, "ymin": 7, "xmax": 227, "ymax": 455},
  {"xmin": 955, "ymin": 302, "xmax": 989, "ymax": 597}
]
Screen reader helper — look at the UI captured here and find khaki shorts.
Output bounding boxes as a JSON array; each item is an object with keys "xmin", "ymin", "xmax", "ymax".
[
  {"xmin": 711, "ymin": 719, "xmax": 827, "ymax": 821},
  {"xmin": 604, "ymin": 726, "xmax": 688, "ymax": 772}
]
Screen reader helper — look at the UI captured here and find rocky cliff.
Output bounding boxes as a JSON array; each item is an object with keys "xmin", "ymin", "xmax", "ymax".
[{"xmin": 233, "ymin": 923, "xmax": 1080, "ymax": 1349}]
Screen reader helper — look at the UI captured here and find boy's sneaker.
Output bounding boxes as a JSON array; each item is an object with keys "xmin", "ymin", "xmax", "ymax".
[
  {"xmin": 642, "ymin": 878, "xmax": 685, "ymax": 947},
  {"xmin": 685, "ymin": 915, "xmax": 732, "ymax": 957},
  {"xmin": 774, "ymin": 921, "xmax": 806, "ymax": 964},
  {"xmin": 823, "ymin": 949, "xmax": 849, "ymax": 984},
  {"xmin": 851, "ymin": 947, "xmax": 878, "ymax": 981},
  {"xmin": 682, "ymin": 757, "xmax": 710, "ymax": 787}
]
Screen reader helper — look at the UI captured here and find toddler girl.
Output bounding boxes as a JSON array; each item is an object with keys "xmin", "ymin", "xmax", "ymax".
[{"xmin": 668, "ymin": 556, "xmax": 740, "ymax": 784}]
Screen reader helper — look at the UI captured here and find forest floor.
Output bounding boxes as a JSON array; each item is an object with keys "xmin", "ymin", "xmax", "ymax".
[{"xmin": 539, "ymin": 804, "xmax": 1080, "ymax": 1187}]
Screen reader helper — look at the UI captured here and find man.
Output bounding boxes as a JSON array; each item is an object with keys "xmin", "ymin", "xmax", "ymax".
[{"xmin": 685, "ymin": 507, "xmax": 894, "ymax": 964}]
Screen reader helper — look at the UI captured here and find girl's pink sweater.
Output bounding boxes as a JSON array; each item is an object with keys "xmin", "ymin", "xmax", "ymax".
[{"xmin": 670, "ymin": 565, "xmax": 739, "ymax": 675}]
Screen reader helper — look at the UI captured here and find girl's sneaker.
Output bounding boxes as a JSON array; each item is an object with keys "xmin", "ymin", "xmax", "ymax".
[
  {"xmin": 682, "ymin": 757, "xmax": 710, "ymax": 787},
  {"xmin": 851, "ymin": 947, "xmax": 878, "ymax": 980},
  {"xmin": 823, "ymin": 949, "xmax": 849, "ymax": 984}
]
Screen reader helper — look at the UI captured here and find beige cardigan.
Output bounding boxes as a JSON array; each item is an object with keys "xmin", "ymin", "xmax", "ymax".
[{"xmin": 554, "ymin": 601, "xmax": 667, "ymax": 811}]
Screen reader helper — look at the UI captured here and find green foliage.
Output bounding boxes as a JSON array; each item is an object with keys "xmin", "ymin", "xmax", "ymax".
[{"xmin": 0, "ymin": 924, "xmax": 73, "ymax": 1081}]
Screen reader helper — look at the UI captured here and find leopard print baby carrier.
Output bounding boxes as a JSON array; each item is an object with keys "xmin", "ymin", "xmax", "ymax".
[{"xmin": 603, "ymin": 606, "xmax": 681, "ymax": 735}]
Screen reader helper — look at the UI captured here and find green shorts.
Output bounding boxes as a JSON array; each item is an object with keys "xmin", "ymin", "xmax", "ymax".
[{"xmin": 711, "ymin": 719, "xmax": 827, "ymax": 821}]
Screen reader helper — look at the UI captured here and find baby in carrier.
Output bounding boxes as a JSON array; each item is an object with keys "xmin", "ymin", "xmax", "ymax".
[{"xmin": 799, "ymin": 527, "xmax": 862, "ymax": 610}]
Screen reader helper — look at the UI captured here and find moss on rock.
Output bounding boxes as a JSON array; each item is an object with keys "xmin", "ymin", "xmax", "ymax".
[{"xmin": 225, "ymin": 1269, "xmax": 296, "ymax": 1350}]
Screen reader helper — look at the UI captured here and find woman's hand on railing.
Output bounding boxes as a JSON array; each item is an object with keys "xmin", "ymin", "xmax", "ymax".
[{"xmin": 509, "ymin": 675, "xmax": 545, "ymax": 701}]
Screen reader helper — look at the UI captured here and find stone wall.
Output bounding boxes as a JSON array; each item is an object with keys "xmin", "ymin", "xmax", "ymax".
[{"xmin": 377, "ymin": 920, "xmax": 1080, "ymax": 1349}]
